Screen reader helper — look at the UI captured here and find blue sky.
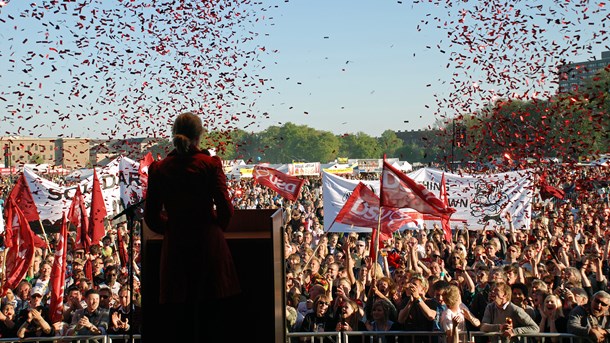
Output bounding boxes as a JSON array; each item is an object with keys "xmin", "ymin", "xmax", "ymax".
[
  {"xmin": 1, "ymin": 0, "xmax": 608, "ymax": 139},
  {"xmin": 252, "ymin": 0, "xmax": 447, "ymax": 136}
]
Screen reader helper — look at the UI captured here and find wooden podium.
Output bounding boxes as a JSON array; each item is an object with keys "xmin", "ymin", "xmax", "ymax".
[{"xmin": 141, "ymin": 209, "xmax": 285, "ymax": 342}]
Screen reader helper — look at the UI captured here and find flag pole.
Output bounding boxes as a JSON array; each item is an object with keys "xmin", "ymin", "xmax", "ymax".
[
  {"xmin": 37, "ymin": 219, "xmax": 51, "ymax": 256},
  {"xmin": 374, "ymin": 154, "xmax": 386, "ymax": 279},
  {"xmin": 1, "ymin": 248, "xmax": 7, "ymax": 286},
  {"xmin": 302, "ymin": 242, "xmax": 322, "ymax": 271}
]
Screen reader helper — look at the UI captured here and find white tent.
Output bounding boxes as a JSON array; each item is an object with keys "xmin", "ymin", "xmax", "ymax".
[{"xmin": 392, "ymin": 161, "xmax": 412, "ymax": 172}]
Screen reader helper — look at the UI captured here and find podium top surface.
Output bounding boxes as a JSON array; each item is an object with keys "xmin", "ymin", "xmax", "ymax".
[{"xmin": 225, "ymin": 209, "xmax": 282, "ymax": 233}]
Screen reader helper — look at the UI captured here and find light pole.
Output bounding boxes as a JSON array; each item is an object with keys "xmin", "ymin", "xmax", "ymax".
[{"xmin": 450, "ymin": 119, "xmax": 456, "ymax": 172}]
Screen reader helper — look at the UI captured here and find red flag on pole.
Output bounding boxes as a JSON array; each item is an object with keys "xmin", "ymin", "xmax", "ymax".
[
  {"xmin": 334, "ymin": 182, "xmax": 380, "ymax": 229},
  {"xmin": 538, "ymin": 172, "xmax": 565, "ymax": 200},
  {"xmin": 369, "ymin": 226, "xmax": 380, "ymax": 260},
  {"xmin": 380, "ymin": 158, "xmax": 456, "ymax": 218},
  {"xmin": 49, "ymin": 213, "xmax": 68, "ymax": 324},
  {"xmin": 253, "ymin": 165, "xmax": 305, "ymax": 201},
  {"xmin": 138, "ymin": 152, "xmax": 154, "ymax": 199},
  {"xmin": 89, "ymin": 169, "xmax": 107, "ymax": 245},
  {"xmin": 7, "ymin": 173, "xmax": 40, "ymax": 222},
  {"xmin": 116, "ymin": 229, "xmax": 129, "ymax": 268},
  {"xmin": 5, "ymin": 173, "xmax": 48, "ymax": 249},
  {"xmin": 439, "ymin": 173, "xmax": 453, "ymax": 243},
  {"xmin": 1, "ymin": 199, "xmax": 36, "ymax": 296},
  {"xmin": 334, "ymin": 182, "xmax": 421, "ymax": 241},
  {"xmin": 68, "ymin": 187, "xmax": 90, "ymax": 252}
]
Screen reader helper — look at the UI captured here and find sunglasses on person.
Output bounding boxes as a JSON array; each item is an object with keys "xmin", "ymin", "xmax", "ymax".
[
  {"xmin": 594, "ymin": 298, "xmax": 610, "ymax": 307},
  {"xmin": 318, "ymin": 301, "xmax": 330, "ymax": 306}
]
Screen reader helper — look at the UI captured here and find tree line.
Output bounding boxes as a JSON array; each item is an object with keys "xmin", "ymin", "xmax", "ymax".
[{"xmin": 149, "ymin": 68, "xmax": 609, "ymax": 166}]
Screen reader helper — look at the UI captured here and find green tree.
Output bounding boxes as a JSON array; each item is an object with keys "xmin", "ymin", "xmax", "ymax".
[
  {"xmin": 378, "ymin": 130, "xmax": 404, "ymax": 157},
  {"xmin": 304, "ymin": 130, "xmax": 340, "ymax": 163},
  {"xmin": 338, "ymin": 132, "xmax": 382, "ymax": 159}
]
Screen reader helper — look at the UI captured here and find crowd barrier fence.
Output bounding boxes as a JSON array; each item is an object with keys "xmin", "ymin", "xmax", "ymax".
[
  {"xmin": 0, "ymin": 334, "xmax": 141, "ymax": 343},
  {"xmin": 287, "ymin": 331, "xmax": 588, "ymax": 343}
]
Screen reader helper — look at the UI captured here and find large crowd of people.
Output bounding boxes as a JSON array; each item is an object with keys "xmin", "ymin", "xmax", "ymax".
[
  {"xmin": 0, "ymin": 161, "xmax": 609, "ymax": 341},
  {"xmin": 275, "ymin": 163, "xmax": 610, "ymax": 341}
]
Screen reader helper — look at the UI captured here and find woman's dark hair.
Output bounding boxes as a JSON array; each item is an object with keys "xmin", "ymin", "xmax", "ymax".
[{"xmin": 511, "ymin": 282, "xmax": 529, "ymax": 297}]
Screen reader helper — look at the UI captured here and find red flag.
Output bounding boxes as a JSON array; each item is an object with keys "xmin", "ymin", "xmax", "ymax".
[
  {"xmin": 31, "ymin": 231, "xmax": 48, "ymax": 249},
  {"xmin": 138, "ymin": 152, "xmax": 154, "ymax": 199},
  {"xmin": 334, "ymin": 182, "xmax": 421, "ymax": 239},
  {"xmin": 84, "ymin": 259, "xmax": 93, "ymax": 281},
  {"xmin": 253, "ymin": 165, "xmax": 305, "ymax": 201},
  {"xmin": 68, "ymin": 187, "xmax": 90, "ymax": 252},
  {"xmin": 369, "ymin": 226, "xmax": 380, "ymax": 260},
  {"xmin": 7, "ymin": 173, "xmax": 40, "ymax": 222},
  {"xmin": 1, "ymin": 199, "xmax": 36, "ymax": 296},
  {"xmin": 49, "ymin": 213, "xmax": 68, "ymax": 324},
  {"xmin": 439, "ymin": 173, "xmax": 452, "ymax": 243},
  {"xmin": 380, "ymin": 158, "xmax": 456, "ymax": 218},
  {"xmin": 539, "ymin": 172, "xmax": 565, "ymax": 200},
  {"xmin": 88, "ymin": 169, "xmax": 107, "ymax": 245},
  {"xmin": 334, "ymin": 182, "xmax": 380, "ymax": 229},
  {"xmin": 116, "ymin": 229, "xmax": 129, "ymax": 268},
  {"xmin": 5, "ymin": 174, "xmax": 48, "ymax": 250}
]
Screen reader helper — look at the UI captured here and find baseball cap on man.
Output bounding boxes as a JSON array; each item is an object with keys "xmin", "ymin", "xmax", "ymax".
[{"xmin": 31, "ymin": 287, "xmax": 44, "ymax": 297}]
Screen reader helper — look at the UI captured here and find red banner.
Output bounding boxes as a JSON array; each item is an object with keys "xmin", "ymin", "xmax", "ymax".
[
  {"xmin": 439, "ymin": 173, "xmax": 452, "ymax": 243},
  {"xmin": 7, "ymin": 173, "xmax": 40, "ymax": 222},
  {"xmin": 380, "ymin": 159, "xmax": 456, "ymax": 218},
  {"xmin": 49, "ymin": 214, "xmax": 68, "ymax": 323},
  {"xmin": 1, "ymin": 199, "xmax": 36, "ymax": 296},
  {"xmin": 68, "ymin": 187, "xmax": 90, "ymax": 252},
  {"xmin": 89, "ymin": 169, "xmax": 107, "ymax": 245},
  {"xmin": 335, "ymin": 182, "xmax": 423, "ymax": 240},
  {"xmin": 253, "ymin": 165, "xmax": 305, "ymax": 201}
]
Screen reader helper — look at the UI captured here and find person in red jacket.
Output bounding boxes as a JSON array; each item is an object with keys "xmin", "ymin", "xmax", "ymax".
[{"xmin": 144, "ymin": 111, "xmax": 241, "ymax": 341}]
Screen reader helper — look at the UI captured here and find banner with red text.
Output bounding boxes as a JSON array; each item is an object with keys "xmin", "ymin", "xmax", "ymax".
[{"xmin": 323, "ymin": 168, "xmax": 533, "ymax": 232}]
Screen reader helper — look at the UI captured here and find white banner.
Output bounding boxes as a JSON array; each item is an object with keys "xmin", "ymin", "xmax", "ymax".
[
  {"xmin": 289, "ymin": 162, "xmax": 320, "ymax": 176},
  {"xmin": 23, "ymin": 156, "xmax": 142, "ymax": 227},
  {"xmin": 323, "ymin": 168, "xmax": 533, "ymax": 232}
]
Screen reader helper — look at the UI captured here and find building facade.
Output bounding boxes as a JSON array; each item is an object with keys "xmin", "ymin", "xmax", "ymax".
[
  {"xmin": 1, "ymin": 136, "xmax": 162, "ymax": 169},
  {"xmin": 1, "ymin": 136, "xmax": 90, "ymax": 169},
  {"xmin": 558, "ymin": 50, "xmax": 610, "ymax": 93}
]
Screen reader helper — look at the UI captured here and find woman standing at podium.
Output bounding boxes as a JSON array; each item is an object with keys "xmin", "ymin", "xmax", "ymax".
[{"xmin": 144, "ymin": 111, "xmax": 240, "ymax": 341}]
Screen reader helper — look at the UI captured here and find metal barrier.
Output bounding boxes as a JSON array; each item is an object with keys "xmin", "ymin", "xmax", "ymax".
[
  {"xmin": 0, "ymin": 334, "xmax": 141, "ymax": 343},
  {"xmin": 287, "ymin": 331, "xmax": 587, "ymax": 343}
]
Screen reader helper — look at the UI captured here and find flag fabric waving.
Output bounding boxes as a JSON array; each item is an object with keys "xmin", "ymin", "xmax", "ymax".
[
  {"xmin": 252, "ymin": 165, "xmax": 305, "ymax": 201},
  {"xmin": 116, "ymin": 228, "xmax": 129, "ymax": 268},
  {"xmin": 1, "ymin": 199, "xmax": 36, "ymax": 296},
  {"xmin": 138, "ymin": 152, "xmax": 154, "ymax": 199},
  {"xmin": 538, "ymin": 172, "xmax": 565, "ymax": 200},
  {"xmin": 49, "ymin": 213, "xmax": 68, "ymax": 324},
  {"xmin": 380, "ymin": 159, "xmax": 456, "ymax": 218},
  {"xmin": 439, "ymin": 172, "xmax": 452, "ymax": 243},
  {"xmin": 333, "ymin": 182, "xmax": 421, "ymax": 241},
  {"xmin": 88, "ymin": 169, "xmax": 107, "ymax": 245},
  {"xmin": 68, "ymin": 187, "xmax": 90, "ymax": 252},
  {"xmin": 7, "ymin": 173, "xmax": 40, "ymax": 222},
  {"xmin": 334, "ymin": 182, "xmax": 380, "ymax": 229},
  {"xmin": 3, "ymin": 176, "xmax": 47, "ymax": 248}
]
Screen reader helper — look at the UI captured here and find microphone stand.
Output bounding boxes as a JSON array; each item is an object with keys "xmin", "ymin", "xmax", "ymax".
[{"xmin": 112, "ymin": 198, "xmax": 145, "ymax": 341}]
